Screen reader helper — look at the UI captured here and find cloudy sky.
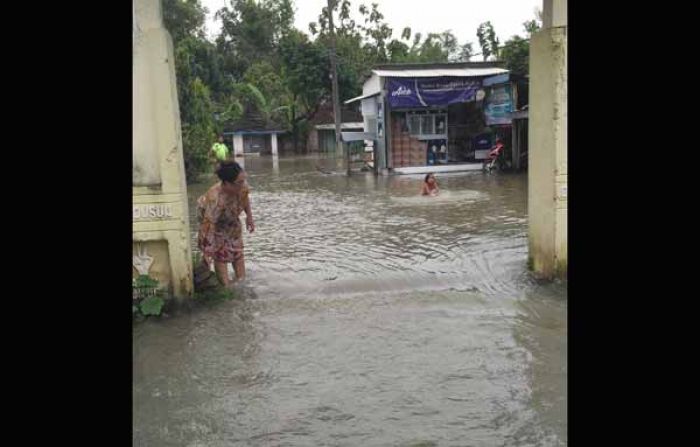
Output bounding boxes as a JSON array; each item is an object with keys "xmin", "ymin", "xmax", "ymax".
[{"xmin": 200, "ymin": 0, "xmax": 541, "ymax": 49}]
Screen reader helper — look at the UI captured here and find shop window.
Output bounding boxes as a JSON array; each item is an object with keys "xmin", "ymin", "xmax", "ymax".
[
  {"xmin": 420, "ymin": 115, "xmax": 434, "ymax": 135},
  {"xmin": 435, "ymin": 115, "xmax": 446, "ymax": 134},
  {"xmin": 406, "ymin": 111, "xmax": 447, "ymax": 137},
  {"xmin": 408, "ymin": 115, "xmax": 421, "ymax": 135}
]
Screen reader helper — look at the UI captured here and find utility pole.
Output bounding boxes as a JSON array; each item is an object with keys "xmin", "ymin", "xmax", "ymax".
[{"xmin": 326, "ymin": 0, "xmax": 348, "ymax": 175}]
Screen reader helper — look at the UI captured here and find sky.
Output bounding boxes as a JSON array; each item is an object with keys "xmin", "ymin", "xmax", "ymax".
[{"xmin": 200, "ymin": 0, "xmax": 541, "ymax": 49}]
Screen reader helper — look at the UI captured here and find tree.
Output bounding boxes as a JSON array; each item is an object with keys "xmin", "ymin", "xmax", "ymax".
[
  {"xmin": 358, "ymin": 2, "xmax": 393, "ymax": 63},
  {"xmin": 523, "ymin": 8, "xmax": 542, "ymax": 37},
  {"xmin": 270, "ymin": 0, "xmax": 295, "ymax": 37},
  {"xmin": 214, "ymin": 0, "xmax": 297, "ymax": 80},
  {"xmin": 163, "ymin": 0, "xmax": 220, "ymax": 181},
  {"xmin": 242, "ymin": 61, "xmax": 288, "ymax": 104},
  {"xmin": 387, "ymin": 39, "xmax": 410, "ymax": 62},
  {"xmin": 501, "ymin": 15, "xmax": 542, "ymax": 78},
  {"xmin": 278, "ymin": 30, "xmax": 330, "ymax": 151},
  {"xmin": 523, "ymin": 19, "xmax": 540, "ymax": 36},
  {"xmin": 240, "ymin": 62, "xmax": 291, "ymax": 126},
  {"xmin": 409, "ymin": 32, "xmax": 422, "ymax": 58},
  {"xmin": 180, "ymin": 78, "xmax": 216, "ymax": 181},
  {"xmin": 500, "ymin": 36, "xmax": 529, "ymax": 77},
  {"xmin": 477, "ymin": 21, "xmax": 499, "ymax": 61},
  {"xmin": 440, "ymin": 30, "xmax": 459, "ymax": 61},
  {"xmin": 458, "ymin": 42, "xmax": 474, "ymax": 61},
  {"xmin": 499, "ymin": 12, "xmax": 541, "ymax": 113},
  {"xmin": 162, "ymin": 0, "xmax": 207, "ymax": 44},
  {"xmin": 419, "ymin": 33, "xmax": 449, "ymax": 62},
  {"xmin": 309, "ymin": 1, "xmax": 382, "ymax": 98},
  {"xmin": 216, "ymin": 0, "xmax": 278, "ymax": 79}
]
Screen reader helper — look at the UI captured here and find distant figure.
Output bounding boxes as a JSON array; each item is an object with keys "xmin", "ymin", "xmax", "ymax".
[
  {"xmin": 483, "ymin": 137, "xmax": 505, "ymax": 172},
  {"xmin": 421, "ymin": 173, "xmax": 440, "ymax": 196},
  {"xmin": 490, "ymin": 137, "xmax": 504, "ymax": 157},
  {"xmin": 196, "ymin": 160, "xmax": 255, "ymax": 286},
  {"xmin": 211, "ymin": 135, "xmax": 230, "ymax": 167}
]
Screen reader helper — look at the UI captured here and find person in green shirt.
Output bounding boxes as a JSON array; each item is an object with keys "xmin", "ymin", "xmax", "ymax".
[{"xmin": 211, "ymin": 135, "xmax": 229, "ymax": 166}]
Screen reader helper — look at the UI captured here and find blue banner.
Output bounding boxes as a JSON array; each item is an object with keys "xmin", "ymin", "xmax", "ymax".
[
  {"xmin": 482, "ymin": 73, "xmax": 510, "ymax": 87},
  {"xmin": 387, "ymin": 77, "xmax": 481, "ymax": 108},
  {"xmin": 483, "ymin": 84, "xmax": 513, "ymax": 125}
]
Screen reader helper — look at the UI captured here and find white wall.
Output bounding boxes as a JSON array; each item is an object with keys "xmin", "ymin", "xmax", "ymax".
[{"xmin": 363, "ymin": 73, "xmax": 381, "ymax": 97}]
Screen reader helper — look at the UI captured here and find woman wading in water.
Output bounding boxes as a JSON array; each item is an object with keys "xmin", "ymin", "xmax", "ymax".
[
  {"xmin": 421, "ymin": 173, "xmax": 440, "ymax": 196},
  {"xmin": 196, "ymin": 160, "xmax": 255, "ymax": 286}
]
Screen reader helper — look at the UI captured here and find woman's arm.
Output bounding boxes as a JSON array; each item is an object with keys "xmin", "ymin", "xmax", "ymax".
[{"xmin": 244, "ymin": 200, "xmax": 255, "ymax": 233}]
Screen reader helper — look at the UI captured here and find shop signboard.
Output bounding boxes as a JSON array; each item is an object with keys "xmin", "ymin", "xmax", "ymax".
[
  {"xmin": 483, "ymin": 83, "xmax": 513, "ymax": 125},
  {"xmin": 387, "ymin": 77, "xmax": 480, "ymax": 108}
]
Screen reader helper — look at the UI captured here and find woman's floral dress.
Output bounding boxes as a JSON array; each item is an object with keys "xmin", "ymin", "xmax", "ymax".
[{"xmin": 196, "ymin": 182, "xmax": 250, "ymax": 263}]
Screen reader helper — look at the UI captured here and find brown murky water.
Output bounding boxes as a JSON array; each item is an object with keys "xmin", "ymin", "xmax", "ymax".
[{"xmin": 133, "ymin": 156, "xmax": 567, "ymax": 446}]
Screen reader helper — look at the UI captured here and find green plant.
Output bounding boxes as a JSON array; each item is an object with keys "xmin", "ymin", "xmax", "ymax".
[
  {"xmin": 140, "ymin": 296, "xmax": 166, "ymax": 316},
  {"xmin": 134, "ymin": 274, "xmax": 159, "ymax": 289},
  {"xmin": 133, "ymin": 274, "xmax": 167, "ymax": 318}
]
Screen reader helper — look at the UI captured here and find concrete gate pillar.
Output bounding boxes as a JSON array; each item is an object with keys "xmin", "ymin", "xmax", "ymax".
[
  {"xmin": 233, "ymin": 134, "xmax": 244, "ymax": 157},
  {"xmin": 271, "ymin": 133, "xmax": 279, "ymax": 156},
  {"xmin": 528, "ymin": 0, "xmax": 567, "ymax": 279},
  {"xmin": 133, "ymin": 0, "xmax": 193, "ymax": 299}
]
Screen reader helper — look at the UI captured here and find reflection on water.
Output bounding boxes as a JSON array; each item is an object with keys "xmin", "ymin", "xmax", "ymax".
[{"xmin": 133, "ymin": 156, "xmax": 567, "ymax": 446}]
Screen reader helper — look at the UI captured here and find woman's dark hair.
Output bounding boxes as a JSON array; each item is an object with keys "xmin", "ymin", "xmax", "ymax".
[
  {"xmin": 216, "ymin": 160, "xmax": 243, "ymax": 184},
  {"xmin": 424, "ymin": 173, "xmax": 434, "ymax": 183}
]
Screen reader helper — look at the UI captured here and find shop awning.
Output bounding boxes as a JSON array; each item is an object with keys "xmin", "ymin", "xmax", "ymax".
[
  {"xmin": 344, "ymin": 91, "xmax": 380, "ymax": 105},
  {"xmin": 315, "ymin": 122, "xmax": 364, "ymax": 130},
  {"xmin": 341, "ymin": 131, "xmax": 376, "ymax": 142}
]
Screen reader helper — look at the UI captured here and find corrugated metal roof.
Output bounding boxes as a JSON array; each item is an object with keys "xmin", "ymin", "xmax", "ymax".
[
  {"xmin": 372, "ymin": 67, "xmax": 507, "ymax": 78},
  {"xmin": 373, "ymin": 61, "xmax": 503, "ymax": 71}
]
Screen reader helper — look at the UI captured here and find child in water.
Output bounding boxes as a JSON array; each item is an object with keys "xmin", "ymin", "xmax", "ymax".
[{"xmin": 421, "ymin": 174, "xmax": 440, "ymax": 196}]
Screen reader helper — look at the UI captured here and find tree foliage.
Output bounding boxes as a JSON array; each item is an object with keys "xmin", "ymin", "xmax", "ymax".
[
  {"xmin": 500, "ymin": 15, "xmax": 542, "ymax": 77},
  {"xmin": 477, "ymin": 21, "xmax": 499, "ymax": 61}
]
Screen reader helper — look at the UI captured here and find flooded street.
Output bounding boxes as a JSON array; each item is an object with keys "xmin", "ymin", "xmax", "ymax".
[{"xmin": 133, "ymin": 156, "xmax": 567, "ymax": 446}]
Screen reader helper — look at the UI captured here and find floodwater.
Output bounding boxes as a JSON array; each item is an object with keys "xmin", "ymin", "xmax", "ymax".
[{"xmin": 133, "ymin": 156, "xmax": 567, "ymax": 446}]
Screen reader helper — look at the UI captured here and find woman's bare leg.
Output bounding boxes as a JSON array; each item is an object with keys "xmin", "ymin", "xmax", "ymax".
[
  {"xmin": 214, "ymin": 261, "xmax": 230, "ymax": 286},
  {"xmin": 233, "ymin": 253, "xmax": 245, "ymax": 282}
]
